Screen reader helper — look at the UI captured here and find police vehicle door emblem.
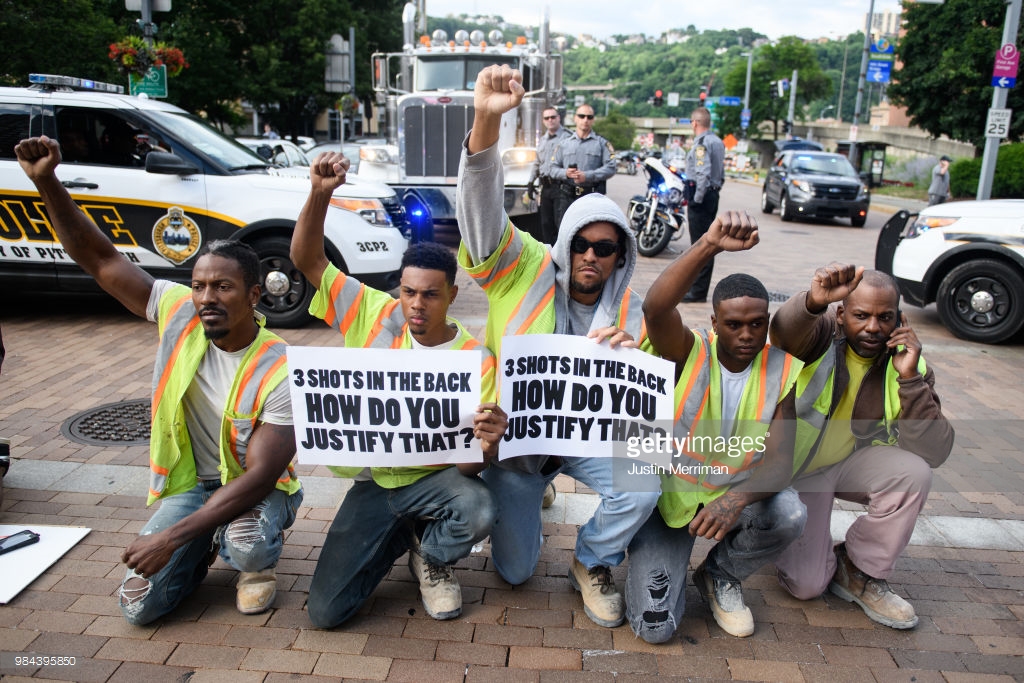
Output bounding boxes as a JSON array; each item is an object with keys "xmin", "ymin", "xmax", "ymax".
[{"xmin": 153, "ymin": 207, "xmax": 201, "ymax": 265}]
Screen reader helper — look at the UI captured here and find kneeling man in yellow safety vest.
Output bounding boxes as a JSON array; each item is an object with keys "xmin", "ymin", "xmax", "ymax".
[
  {"xmin": 15, "ymin": 136, "xmax": 304, "ymax": 624},
  {"xmin": 770, "ymin": 264, "xmax": 954, "ymax": 629},
  {"xmin": 625, "ymin": 211, "xmax": 807, "ymax": 641}
]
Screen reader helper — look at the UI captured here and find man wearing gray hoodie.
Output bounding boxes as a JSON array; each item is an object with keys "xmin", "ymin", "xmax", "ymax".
[{"xmin": 456, "ymin": 64, "xmax": 661, "ymax": 628}]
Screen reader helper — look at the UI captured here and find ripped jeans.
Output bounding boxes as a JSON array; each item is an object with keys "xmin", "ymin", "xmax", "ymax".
[
  {"xmin": 119, "ymin": 481, "xmax": 302, "ymax": 625},
  {"xmin": 624, "ymin": 488, "xmax": 805, "ymax": 643}
]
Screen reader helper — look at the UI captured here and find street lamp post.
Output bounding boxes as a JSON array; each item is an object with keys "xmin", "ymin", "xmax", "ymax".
[
  {"xmin": 837, "ymin": 39, "xmax": 850, "ymax": 121},
  {"xmin": 820, "ymin": 105, "xmax": 835, "ymax": 120},
  {"xmin": 741, "ymin": 51, "xmax": 753, "ymax": 137}
]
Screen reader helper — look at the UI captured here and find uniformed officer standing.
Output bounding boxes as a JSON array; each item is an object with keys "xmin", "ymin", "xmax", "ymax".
[
  {"xmin": 529, "ymin": 107, "xmax": 573, "ymax": 245},
  {"xmin": 682, "ymin": 107, "xmax": 726, "ymax": 303},
  {"xmin": 549, "ymin": 104, "xmax": 617, "ymax": 229}
]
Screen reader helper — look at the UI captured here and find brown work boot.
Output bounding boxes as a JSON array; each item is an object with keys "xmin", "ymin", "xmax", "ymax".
[
  {"xmin": 568, "ymin": 556, "xmax": 624, "ymax": 628},
  {"xmin": 693, "ymin": 561, "xmax": 754, "ymax": 637},
  {"xmin": 408, "ymin": 539, "xmax": 462, "ymax": 620},
  {"xmin": 828, "ymin": 543, "xmax": 918, "ymax": 629},
  {"xmin": 236, "ymin": 568, "xmax": 277, "ymax": 615},
  {"xmin": 542, "ymin": 481, "xmax": 557, "ymax": 509}
]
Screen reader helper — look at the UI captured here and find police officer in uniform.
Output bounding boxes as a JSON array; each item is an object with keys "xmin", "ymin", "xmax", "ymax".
[
  {"xmin": 682, "ymin": 107, "xmax": 726, "ymax": 303},
  {"xmin": 549, "ymin": 104, "xmax": 617, "ymax": 229},
  {"xmin": 529, "ymin": 107, "xmax": 573, "ymax": 245}
]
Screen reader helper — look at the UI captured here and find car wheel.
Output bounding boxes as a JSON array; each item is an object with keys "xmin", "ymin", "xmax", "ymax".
[
  {"xmin": 936, "ymin": 259, "xmax": 1024, "ymax": 344},
  {"xmin": 851, "ymin": 213, "xmax": 867, "ymax": 228},
  {"xmin": 252, "ymin": 235, "xmax": 314, "ymax": 328},
  {"xmin": 760, "ymin": 186, "xmax": 774, "ymax": 214},
  {"xmin": 779, "ymin": 192, "xmax": 794, "ymax": 222}
]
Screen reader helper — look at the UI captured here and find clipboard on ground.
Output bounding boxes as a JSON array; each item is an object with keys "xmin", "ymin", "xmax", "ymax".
[{"xmin": 0, "ymin": 524, "xmax": 92, "ymax": 604}]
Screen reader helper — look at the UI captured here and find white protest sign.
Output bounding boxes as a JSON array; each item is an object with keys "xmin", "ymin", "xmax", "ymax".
[
  {"xmin": 498, "ymin": 334, "xmax": 675, "ymax": 460},
  {"xmin": 286, "ymin": 347, "xmax": 483, "ymax": 466}
]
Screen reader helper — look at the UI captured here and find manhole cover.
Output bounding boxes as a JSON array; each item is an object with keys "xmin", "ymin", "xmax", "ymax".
[
  {"xmin": 767, "ymin": 291, "xmax": 792, "ymax": 303},
  {"xmin": 61, "ymin": 398, "xmax": 151, "ymax": 446}
]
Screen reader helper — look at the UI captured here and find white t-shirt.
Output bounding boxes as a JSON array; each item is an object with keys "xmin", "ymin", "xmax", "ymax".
[
  {"xmin": 147, "ymin": 280, "xmax": 292, "ymax": 479},
  {"xmin": 718, "ymin": 361, "xmax": 752, "ymax": 438}
]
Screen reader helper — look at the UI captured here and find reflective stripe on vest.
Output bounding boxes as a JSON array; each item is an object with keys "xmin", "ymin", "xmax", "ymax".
[
  {"xmin": 669, "ymin": 331, "xmax": 794, "ymax": 490},
  {"xmin": 148, "ymin": 284, "xmax": 298, "ymax": 503}
]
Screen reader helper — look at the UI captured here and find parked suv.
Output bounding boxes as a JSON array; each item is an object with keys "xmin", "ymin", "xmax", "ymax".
[
  {"xmin": 0, "ymin": 74, "xmax": 407, "ymax": 326},
  {"xmin": 761, "ymin": 150, "xmax": 870, "ymax": 227}
]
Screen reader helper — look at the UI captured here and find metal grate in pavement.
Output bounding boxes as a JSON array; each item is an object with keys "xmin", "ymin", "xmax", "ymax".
[
  {"xmin": 767, "ymin": 291, "xmax": 792, "ymax": 303},
  {"xmin": 60, "ymin": 398, "xmax": 151, "ymax": 446}
]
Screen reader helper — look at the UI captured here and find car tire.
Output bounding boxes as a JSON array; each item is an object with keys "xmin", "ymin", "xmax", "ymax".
[
  {"xmin": 851, "ymin": 213, "xmax": 867, "ymax": 228},
  {"xmin": 779, "ymin": 192, "xmax": 794, "ymax": 222},
  {"xmin": 936, "ymin": 259, "xmax": 1024, "ymax": 344},
  {"xmin": 760, "ymin": 186, "xmax": 774, "ymax": 214},
  {"xmin": 252, "ymin": 235, "xmax": 314, "ymax": 328}
]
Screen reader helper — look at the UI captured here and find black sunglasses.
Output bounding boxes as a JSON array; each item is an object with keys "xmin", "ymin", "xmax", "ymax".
[
  {"xmin": 543, "ymin": 115, "xmax": 559, "ymax": 120},
  {"xmin": 570, "ymin": 236, "xmax": 619, "ymax": 258},
  {"xmin": 575, "ymin": 113, "xmax": 595, "ymax": 120}
]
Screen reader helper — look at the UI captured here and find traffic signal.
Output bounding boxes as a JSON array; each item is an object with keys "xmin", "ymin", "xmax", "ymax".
[
  {"xmin": 653, "ymin": 89, "xmax": 663, "ymax": 106},
  {"xmin": 769, "ymin": 80, "xmax": 778, "ymax": 99},
  {"xmin": 782, "ymin": 120, "xmax": 791, "ymax": 134}
]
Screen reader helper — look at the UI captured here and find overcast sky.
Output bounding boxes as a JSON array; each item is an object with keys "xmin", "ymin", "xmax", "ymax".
[{"xmin": 424, "ymin": 0, "xmax": 905, "ymax": 42}]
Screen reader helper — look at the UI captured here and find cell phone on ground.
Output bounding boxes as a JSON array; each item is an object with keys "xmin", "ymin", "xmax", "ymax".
[{"xmin": 0, "ymin": 529, "xmax": 40, "ymax": 555}]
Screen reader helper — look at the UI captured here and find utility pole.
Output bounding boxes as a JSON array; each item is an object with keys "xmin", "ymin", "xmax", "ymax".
[
  {"xmin": 978, "ymin": 0, "xmax": 1022, "ymax": 200},
  {"xmin": 742, "ymin": 51, "xmax": 753, "ymax": 137},
  {"xmin": 850, "ymin": 0, "xmax": 877, "ymax": 168},
  {"xmin": 787, "ymin": 69, "xmax": 798, "ymax": 136}
]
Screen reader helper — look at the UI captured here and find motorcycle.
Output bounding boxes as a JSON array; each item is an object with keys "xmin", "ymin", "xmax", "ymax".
[
  {"xmin": 626, "ymin": 155, "xmax": 689, "ymax": 257},
  {"xmin": 616, "ymin": 151, "xmax": 640, "ymax": 175}
]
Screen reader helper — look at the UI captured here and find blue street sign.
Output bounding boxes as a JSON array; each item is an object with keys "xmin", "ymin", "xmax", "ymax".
[
  {"xmin": 992, "ymin": 75, "xmax": 1017, "ymax": 88},
  {"xmin": 718, "ymin": 96, "xmax": 742, "ymax": 106},
  {"xmin": 868, "ymin": 38, "xmax": 894, "ymax": 85},
  {"xmin": 740, "ymin": 108, "xmax": 751, "ymax": 130},
  {"xmin": 867, "ymin": 60, "xmax": 892, "ymax": 84}
]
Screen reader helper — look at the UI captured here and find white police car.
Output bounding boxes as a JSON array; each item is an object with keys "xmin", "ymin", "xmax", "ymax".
[
  {"xmin": 0, "ymin": 74, "xmax": 408, "ymax": 327},
  {"xmin": 876, "ymin": 199, "xmax": 1024, "ymax": 344}
]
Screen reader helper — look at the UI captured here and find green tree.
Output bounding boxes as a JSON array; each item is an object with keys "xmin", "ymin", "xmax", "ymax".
[
  {"xmin": 889, "ymin": 0, "xmax": 1024, "ymax": 149},
  {"xmin": 593, "ymin": 110, "xmax": 636, "ymax": 150},
  {"xmin": 0, "ymin": 0, "xmax": 120, "ymax": 86},
  {"xmin": 720, "ymin": 37, "xmax": 830, "ymax": 139}
]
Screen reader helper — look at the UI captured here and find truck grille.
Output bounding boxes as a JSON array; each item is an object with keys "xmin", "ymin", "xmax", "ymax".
[
  {"xmin": 812, "ymin": 184, "xmax": 858, "ymax": 201},
  {"xmin": 403, "ymin": 103, "xmax": 474, "ymax": 178}
]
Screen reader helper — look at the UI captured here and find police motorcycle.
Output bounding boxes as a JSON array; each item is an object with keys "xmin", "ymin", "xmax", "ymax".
[{"xmin": 626, "ymin": 154, "xmax": 690, "ymax": 257}]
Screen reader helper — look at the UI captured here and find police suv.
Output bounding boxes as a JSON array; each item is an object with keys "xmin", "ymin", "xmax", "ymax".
[
  {"xmin": 876, "ymin": 199, "xmax": 1024, "ymax": 344},
  {"xmin": 0, "ymin": 74, "xmax": 408, "ymax": 326}
]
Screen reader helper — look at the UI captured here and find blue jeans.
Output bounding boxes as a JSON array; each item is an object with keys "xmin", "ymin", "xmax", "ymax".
[
  {"xmin": 118, "ymin": 481, "xmax": 303, "ymax": 626},
  {"xmin": 481, "ymin": 457, "xmax": 660, "ymax": 585},
  {"xmin": 307, "ymin": 466, "xmax": 494, "ymax": 629},
  {"xmin": 625, "ymin": 488, "xmax": 806, "ymax": 643}
]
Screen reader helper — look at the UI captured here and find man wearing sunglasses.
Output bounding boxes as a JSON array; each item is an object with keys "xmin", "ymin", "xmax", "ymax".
[
  {"xmin": 549, "ymin": 104, "xmax": 617, "ymax": 230},
  {"xmin": 527, "ymin": 107, "xmax": 572, "ymax": 246},
  {"xmin": 456, "ymin": 65, "xmax": 661, "ymax": 630}
]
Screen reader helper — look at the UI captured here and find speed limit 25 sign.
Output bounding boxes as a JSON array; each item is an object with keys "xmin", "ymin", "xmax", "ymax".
[{"xmin": 985, "ymin": 108, "xmax": 1012, "ymax": 139}]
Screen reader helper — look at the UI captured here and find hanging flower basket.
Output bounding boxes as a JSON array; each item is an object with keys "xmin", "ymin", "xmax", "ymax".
[
  {"xmin": 109, "ymin": 37, "xmax": 188, "ymax": 79},
  {"xmin": 154, "ymin": 44, "xmax": 189, "ymax": 78}
]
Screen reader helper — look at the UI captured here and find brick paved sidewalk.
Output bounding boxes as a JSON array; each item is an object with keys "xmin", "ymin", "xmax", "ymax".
[{"xmin": 2, "ymin": 476, "xmax": 1022, "ymax": 683}]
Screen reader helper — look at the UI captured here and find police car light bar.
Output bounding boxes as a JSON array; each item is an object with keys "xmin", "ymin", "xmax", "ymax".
[{"xmin": 29, "ymin": 74, "xmax": 125, "ymax": 94}]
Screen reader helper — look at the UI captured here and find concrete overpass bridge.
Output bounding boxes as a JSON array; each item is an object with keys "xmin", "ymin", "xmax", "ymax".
[{"xmin": 630, "ymin": 117, "xmax": 975, "ymax": 164}]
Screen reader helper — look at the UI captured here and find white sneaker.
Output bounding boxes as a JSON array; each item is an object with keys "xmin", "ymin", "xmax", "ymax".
[{"xmin": 408, "ymin": 542, "xmax": 462, "ymax": 620}]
